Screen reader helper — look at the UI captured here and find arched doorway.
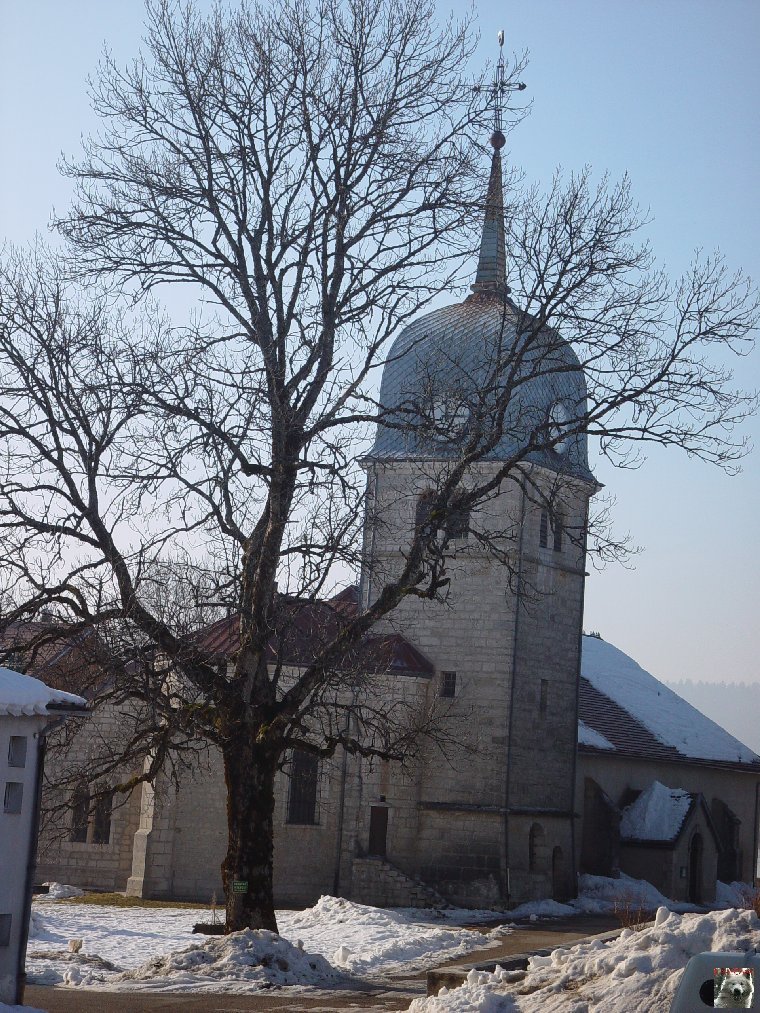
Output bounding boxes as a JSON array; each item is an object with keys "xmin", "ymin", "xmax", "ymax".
[
  {"xmin": 688, "ymin": 833, "xmax": 703, "ymax": 903},
  {"xmin": 552, "ymin": 846, "xmax": 565, "ymax": 901}
]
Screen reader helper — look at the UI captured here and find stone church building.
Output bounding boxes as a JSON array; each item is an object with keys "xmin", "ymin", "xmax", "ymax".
[{"xmin": 32, "ymin": 126, "xmax": 760, "ymax": 911}]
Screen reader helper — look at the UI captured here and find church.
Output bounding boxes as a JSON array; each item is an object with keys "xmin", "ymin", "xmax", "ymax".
[{"xmin": 30, "ymin": 101, "xmax": 760, "ymax": 911}]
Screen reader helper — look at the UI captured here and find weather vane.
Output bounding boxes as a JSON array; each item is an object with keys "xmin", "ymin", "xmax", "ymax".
[{"xmin": 475, "ymin": 29, "xmax": 526, "ymax": 150}]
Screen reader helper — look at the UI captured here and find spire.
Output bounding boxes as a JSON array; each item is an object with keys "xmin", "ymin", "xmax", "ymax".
[{"xmin": 471, "ymin": 31, "xmax": 525, "ymax": 298}]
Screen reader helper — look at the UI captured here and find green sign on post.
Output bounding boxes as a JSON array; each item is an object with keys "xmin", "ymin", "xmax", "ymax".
[{"xmin": 232, "ymin": 880, "xmax": 248, "ymax": 894}]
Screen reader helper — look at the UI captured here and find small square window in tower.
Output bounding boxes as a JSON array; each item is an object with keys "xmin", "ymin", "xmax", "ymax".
[
  {"xmin": 287, "ymin": 749, "xmax": 319, "ymax": 825},
  {"xmin": 439, "ymin": 671, "xmax": 457, "ymax": 698}
]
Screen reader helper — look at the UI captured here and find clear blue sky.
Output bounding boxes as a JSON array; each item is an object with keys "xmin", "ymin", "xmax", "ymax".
[{"xmin": 1, "ymin": 1, "xmax": 758, "ymax": 686}]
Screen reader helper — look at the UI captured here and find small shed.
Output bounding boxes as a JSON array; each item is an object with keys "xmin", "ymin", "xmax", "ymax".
[
  {"xmin": 619, "ymin": 780, "xmax": 722, "ymax": 904},
  {"xmin": 0, "ymin": 667, "xmax": 87, "ymax": 1005}
]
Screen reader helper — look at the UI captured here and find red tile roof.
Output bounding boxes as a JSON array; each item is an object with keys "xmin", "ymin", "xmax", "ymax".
[
  {"xmin": 191, "ymin": 589, "xmax": 434, "ymax": 678},
  {"xmin": 578, "ymin": 677, "xmax": 760, "ymax": 773}
]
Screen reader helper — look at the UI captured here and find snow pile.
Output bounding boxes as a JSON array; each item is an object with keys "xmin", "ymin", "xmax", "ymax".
[
  {"xmin": 620, "ymin": 781, "xmax": 692, "ymax": 841},
  {"xmin": 578, "ymin": 719, "xmax": 614, "ymax": 750},
  {"xmin": 0, "ymin": 667, "xmax": 86, "ymax": 716},
  {"xmin": 284, "ymin": 896, "xmax": 503, "ymax": 974},
  {"xmin": 581, "ymin": 636, "xmax": 759, "ymax": 764},
  {"xmin": 410, "ymin": 907, "xmax": 760, "ymax": 1012},
  {"xmin": 713, "ymin": 881, "xmax": 758, "ymax": 909},
  {"xmin": 44, "ymin": 882, "xmax": 84, "ymax": 899},
  {"xmin": 572, "ymin": 872, "xmax": 687, "ymax": 914},
  {"xmin": 108, "ymin": 929, "xmax": 339, "ymax": 992}
]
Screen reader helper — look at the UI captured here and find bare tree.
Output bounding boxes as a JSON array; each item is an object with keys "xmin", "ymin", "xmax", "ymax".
[{"xmin": 0, "ymin": 0, "xmax": 756, "ymax": 932}]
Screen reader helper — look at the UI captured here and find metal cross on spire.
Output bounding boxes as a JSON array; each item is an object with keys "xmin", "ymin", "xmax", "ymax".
[
  {"xmin": 476, "ymin": 29, "xmax": 526, "ymax": 150},
  {"xmin": 471, "ymin": 31, "xmax": 526, "ymax": 297}
]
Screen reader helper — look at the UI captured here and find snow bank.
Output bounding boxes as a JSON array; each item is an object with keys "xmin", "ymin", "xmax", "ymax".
[
  {"xmin": 410, "ymin": 907, "xmax": 760, "ymax": 1012},
  {"xmin": 572, "ymin": 872, "xmax": 688, "ymax": 914},
  {"xmin": 284, "ymin": 896, "xmax": 503, "ymax": 974},
  {"xmin": 107, "ymin": 929, "xmax": 338, "ymax": 992},
  {"xmin": 581, "ymin": 636, "xmax": 758, "ymax": 764}
]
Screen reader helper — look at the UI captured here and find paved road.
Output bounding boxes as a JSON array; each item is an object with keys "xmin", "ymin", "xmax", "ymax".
[{"xmin": 24, "ymin": 914, "xmax": 621, "ymax": 1012}]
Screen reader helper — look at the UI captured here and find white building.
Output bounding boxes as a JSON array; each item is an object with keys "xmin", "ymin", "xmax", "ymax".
[{"xmin": 0, "ymin": 667, "xmax": 86, "ymax": 1005}]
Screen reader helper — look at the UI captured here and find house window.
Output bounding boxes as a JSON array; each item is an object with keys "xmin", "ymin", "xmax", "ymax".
[
  {"xmin": 8, "ymin": 735, "xmax": 27, "ymax": 768},
  {"xmin": 539, "ymin": 511, "xmax": 548, "ymax": 548},
  {"xmin": 287, "ymin": 749, "xmax": 319, "ymax": 825},
  {"xmin": 70, "ymin": 784, "xmax": 90, "ymax": 843},
  {"xmin": 540, "ymin": 680, "xmax": 548, "ymax": 717},
  {"xmin": 0, "ymin": 913, "xmax": 11, "ymax": 947},
  {"xmin": 439, "ymin": 671, "xmax": 457, "ymax": 698},
  {"xmin": 92, "ymin": 789, "xmax": 114, "ymax": 845},
  {"xmin": 3, "ymin": 782, "xmax": 23, "ymax": 814}
]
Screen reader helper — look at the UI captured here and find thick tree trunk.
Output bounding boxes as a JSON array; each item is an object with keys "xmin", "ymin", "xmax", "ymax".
[{"xmin": 221, "ymin": 737, "xmax": 279, "ymax": 933}]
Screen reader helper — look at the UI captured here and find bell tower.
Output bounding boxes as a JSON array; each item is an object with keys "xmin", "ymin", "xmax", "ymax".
[{"xmin": 358, "ymin": 32, "xmax": 597, "ymax": 907}]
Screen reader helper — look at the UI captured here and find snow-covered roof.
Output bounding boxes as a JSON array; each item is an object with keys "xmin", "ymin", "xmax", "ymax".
[
  {"xmin": 0, "ymin": 667, "xmax": 87, "ymax": 717},
  {"xmin": 579, "ymin": 636, "xmax": 760, "ymax": 767},
  {"xmin": 620, "ymin": 780, "xmax": 692, "ymax": 842},
  {"xmin": 578, "ymin": 719, "xmax": 615, "ymax": 751}
]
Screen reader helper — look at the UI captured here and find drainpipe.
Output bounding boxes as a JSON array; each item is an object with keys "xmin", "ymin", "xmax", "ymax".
[
  {"xmin": 504, "ymin": 481, "xmax": 527, "ymax": 906},
  {"xmin": 332, "ymin": 685, "xmax": 358, "ymax": 896},
  {"xmin": 569, "ymin": 496, "xmax": 591, "ymax": 899}
]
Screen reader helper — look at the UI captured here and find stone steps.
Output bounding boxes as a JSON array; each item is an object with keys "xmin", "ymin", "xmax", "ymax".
[{"xmin": 351, "ymin": 855, "xmax": 450, "ymax": 908}]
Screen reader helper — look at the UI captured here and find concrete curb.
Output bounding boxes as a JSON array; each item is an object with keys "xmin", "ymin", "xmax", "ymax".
[{"xmin": 426, "ymin": 927, "xmax": 628, "ymax": 996}]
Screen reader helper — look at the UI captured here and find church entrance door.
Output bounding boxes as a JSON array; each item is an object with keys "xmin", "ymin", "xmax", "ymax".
[{"xmin": 368, "ymin": 806, "xmax": 388, "ymax": 857}]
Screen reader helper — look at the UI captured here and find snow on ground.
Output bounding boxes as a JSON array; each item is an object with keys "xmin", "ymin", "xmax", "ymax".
[
  {"xmin": 581, "ymin": 635, "xmax": 759, "ymax": 764},
  {"xmin": 27, "ymin": 893, "xmax": 505, "ymax": 991},
  {"xmin": 26, "ymin": 876, "xmax": 759, "ymax": 998},
  {"xmin": 410, "ymin": 906, "xmax": 760, "ymax": 1012}
]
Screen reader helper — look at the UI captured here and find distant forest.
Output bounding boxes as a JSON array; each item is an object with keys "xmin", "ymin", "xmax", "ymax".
[{"xmin": 665, "ymin": 680, "xmax": 760, "ymax": 754}]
